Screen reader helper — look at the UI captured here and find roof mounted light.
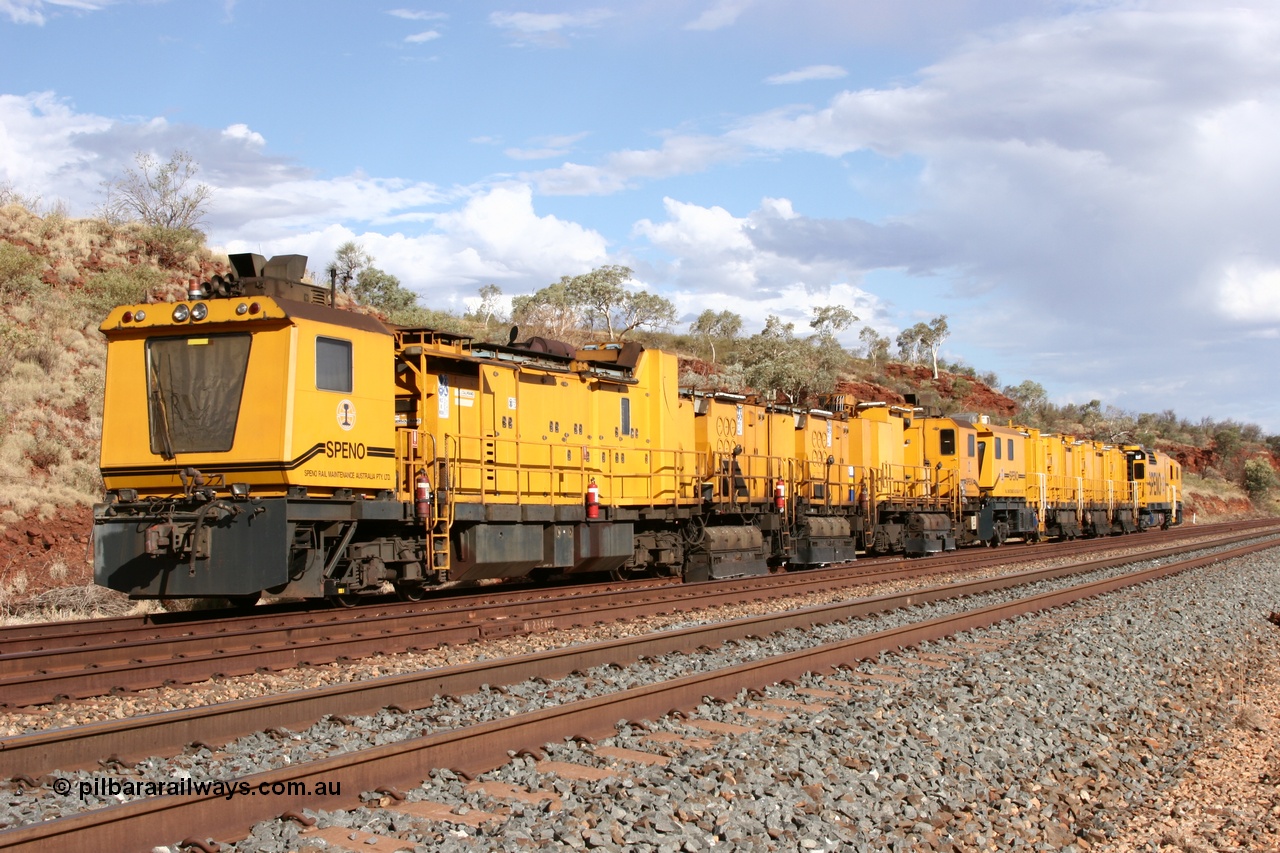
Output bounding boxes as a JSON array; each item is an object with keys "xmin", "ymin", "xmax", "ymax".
[
  {"xmin": 191, "ymin": 302, "xmax": 209, "ymax": 321},
  {"xmin": 235, "ymin": 302, "xmax": 249, "ymax": 315},
  {"xmin": 134, "ymin": 309, "xmax": 146, "ymax": 321},
  {"xmin": 173, "ymin": 304, "xmax": 190, "ymax": 322}
]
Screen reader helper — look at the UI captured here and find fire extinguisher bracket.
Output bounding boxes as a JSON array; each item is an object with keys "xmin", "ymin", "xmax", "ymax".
[{"xmin": 415, "ymin": 470, "xmax": 433, "ymax": 525}]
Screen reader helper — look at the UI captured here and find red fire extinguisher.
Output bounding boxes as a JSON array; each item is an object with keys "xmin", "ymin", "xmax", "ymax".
[
  {"xmin": 586, "ymin": 478, "xmax": 600, "ymax": 519},
  {"xmin": 415, "ymin": 471, "xmax": 432, "ymax": 524},
  {"xmin": 774, "ymin": 477, "xmax": 786, "ymax": 512}
]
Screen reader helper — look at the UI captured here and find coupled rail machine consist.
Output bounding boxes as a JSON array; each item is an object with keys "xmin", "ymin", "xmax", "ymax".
[{"xmin": 93, "ymin": 254, "xmax": 1181, "ymax": 604}]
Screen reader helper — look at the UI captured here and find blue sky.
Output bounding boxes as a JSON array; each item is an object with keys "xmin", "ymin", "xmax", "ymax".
[{"xmin": 3, "ymin": 0, "xmax": 1279, "ymax": 433}]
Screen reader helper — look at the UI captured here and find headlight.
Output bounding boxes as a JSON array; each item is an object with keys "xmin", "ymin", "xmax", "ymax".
[
  {"xmin": 134, "ymin": 309, "xmax": 146, "ymax": 321},
  {"xmin": 236, "ymin": 302, "xmax": 249, "ymax": 315},
  {"xmin": 173, "ymin": 304, "xmax": 190, "ymax": 322},
  {"xmin": 191, "ymin": 302, "xmax": 209, "ymax": 321}
]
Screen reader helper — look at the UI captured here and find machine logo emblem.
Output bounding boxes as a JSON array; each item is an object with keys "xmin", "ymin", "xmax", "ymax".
[{"xmin": 337, "ymin": 399, "xmax": 357, "ymax": 431}]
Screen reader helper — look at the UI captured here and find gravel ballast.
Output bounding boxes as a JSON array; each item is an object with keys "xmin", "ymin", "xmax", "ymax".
[
  {"xmin": 5, "ymin": 544, "xmax": 1279, "ymax": 851},
  {"xmin": 246, "ymin": 548, "xmax": 1280, "ymax": 853}
]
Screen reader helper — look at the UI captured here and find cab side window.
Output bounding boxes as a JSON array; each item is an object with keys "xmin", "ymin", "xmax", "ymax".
[
  {"xmin": 317, "ymin": 337, "xmax": 353, "ymax": 392},
  {"xmin": 939, "ymin": 428, "xmax": 956, "ymax": 455}
]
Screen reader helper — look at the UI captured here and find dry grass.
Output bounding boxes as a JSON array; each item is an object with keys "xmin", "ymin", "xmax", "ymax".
[
  {"xmin": 0, "ymin": 203, "xmax": 221, "ymax": 533},
  {"xmin": 0, "ymin": 582, "xmax": 148, "ymax": 624},
  {"xmin": 1182, "ymin": 472, "xmax": 1248, "ymax": 500},
  {"xmin": 0, "ymin": 565, "xmax": 29, "ymax": 613}
]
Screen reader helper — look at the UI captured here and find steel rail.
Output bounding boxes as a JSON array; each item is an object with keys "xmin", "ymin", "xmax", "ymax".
[
  {"xmin": 2, "ymin": 536, "xmax": 1274, "ymax": 853},
  {"xmin": 3, "ymin": 524, "xmax": 1276, "ymax": 708},
  {"xmin": 2, "ymin": 518, "xmax": 1268, "ymax": 652},
  {"xmin": 4, "ymin": 531, "xmax": 1276, "ymax": 781},
  {"xmin": 0, "ymin": 577, "xmax": 675, "ymax": 652},
  {"xmin": 4, "ymin": 519, "xmax": 1269, "ymax": 667}
]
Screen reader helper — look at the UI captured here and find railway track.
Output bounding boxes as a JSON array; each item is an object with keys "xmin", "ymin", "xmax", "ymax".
[
  {"xmin": 8, "ymin": 519, "xmax": 1269, "ymax": 652},
  {"xmin": 2, "ymin": 520, "xmax": 1274, "ymax": 709},
  {"xmin": 1, "ymin": 526, "xmax": 1277, "ymax": 851}
]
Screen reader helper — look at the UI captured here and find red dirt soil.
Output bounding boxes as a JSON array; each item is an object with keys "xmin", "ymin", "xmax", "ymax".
[
  {"xmin": 1181, "ymin": 492, "xmax": 1255, "ymax": 522},
  {"xmin": 0, "ymin": 507, "xmax": 95, "ymax": 600}
]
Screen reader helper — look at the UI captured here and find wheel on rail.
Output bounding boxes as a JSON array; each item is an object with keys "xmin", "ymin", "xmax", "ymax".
[
  {"xmin": 395, "ymin": 583, "xmax": 427, "ymax": 602},
  {"xmin": 225, "ymin": 592, "xmax": 261, "ymax": 609},
  {"xmin": 683, "ymin": 515, "xmax": 707, "ymax": 548},
  {"xmin": 329, "ymin": 593, "xmax": 364, "ymax": 608}
]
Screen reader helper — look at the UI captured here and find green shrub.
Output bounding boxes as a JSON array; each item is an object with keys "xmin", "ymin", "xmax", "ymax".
[
  {"xmin": 0, "ymin": 243, "xmax": 44, "ymax": 299},
  {"xmin": 1244, "ymin": 457, "xmax": 1277, "ymax": 499},
  {"xmin": 76, "ymin": 266, "xmax": 164, "ymax": 318},
  {"xmin": 24, "ymin": 435, "xmax": 69, "ymax": 472},
  {"xmin": 139, "ymin": 225, "xmax": 204, "ymax": 269}
]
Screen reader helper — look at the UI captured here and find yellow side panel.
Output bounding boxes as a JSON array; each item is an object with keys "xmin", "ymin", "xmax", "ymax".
[
  {"xmin": 910, "ymin": 418, "xmax": 976, "ymax": 501},
  {"xmin": 977, "ymin": 425, "xmax": 1027, "ymax": 499},
  {"xmin": 427, "ymin": 349, "xmax": 701, "ymax": 511},
  {"xmin": 436, "ymin": 366, "xmax": 489, "ymax": 500},
  {"xmin": 845, "ymin": 416, "xmax": 875, "ymax": 499},
  {"xmin": 517, "ymin": 370, "xmax": 586, "ymax": 502},
  {"xmin": 694, "ymin": 398, "xmax": 753, "ymax": 501},
  {"xmin": 286, "ymin": 323, "xmax": 396, "ymax": 496},
  {"xmin": 848, "ymin": 407, "xmax": 908, "ymax": 503},
  {"xmin": 99, "ymin": 337, "xmax": 154, "ymax": 481},
  {"xmin": 794, "ymin": 412, "xmax": 845, "ymax": 504},
  {"xmin": 637, "ymin": 351, "xmax": 696, "ymax": 504},
  {"xmin": 1037, "ymin": 434, "xmax": 1078, "ymax": 506}
]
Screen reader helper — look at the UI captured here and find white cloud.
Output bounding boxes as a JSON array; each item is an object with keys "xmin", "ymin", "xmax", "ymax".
[
  {"xmin": 635, "ymin": 197, "xmax": 752, "ymax": 258},
  {"xmin": 405, "ymin": 29, "xmax": 440, "ymax": 43},
  {"xmin": 0, "ymin": 92, "xmax": 111, "ymax": 203},
  {"xmin": 764, "ymin": 65, "xmax": 848, "ymax": 85},
  {"xmin": 0, "ymin": 92, "xmax": 451, "ymax": 233},
  {"xmin": 633, "ymin": 196, "xmax": 884, "ymax": 340},
  {"xmin": 529, "ymin": 134, "xmax": 741, "ymax": 195},
  {"xmin": 489, "ymin": 9, "xmax": 612, "ymax": 46},
  {"xmin": 684, "ymin": 0, "xmax": 754, "ymax": 32},
  {"xmin": 1216, "ymin": 263, "xmax": 1280, "ymax": 323},
  {"xmin": 221, "ymin": 123, "xmax": 264, "ymax": 147},
  {"xmin": 211, "ymin": 173, "xmax": 447, "ymax": 237},
  {"xmin": 686, "ymin": 3, "xmax": 1280, "ymax": 427},
  {"xmin": 1, "ymin": 0, "xmax": 106, "ymax": 25},
  {"xmin": 429, "ymin": 184, "xmax": 607, "ymax": 273},
  {"xmin": 223, "ymin": 184, "xmax": 610, "ymax": 309},
  {"xmin": 504, "ymin": 131, "xmax": 589, "ymax": 161},
  {"xmin": 637, "ymin": 196, "xmax": 888, "ymax": 342},
  {"xmin": 387, "ymin": 9, "xmax": 445, "ymax": 22}
]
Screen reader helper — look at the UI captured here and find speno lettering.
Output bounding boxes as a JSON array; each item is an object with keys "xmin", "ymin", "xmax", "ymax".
[{"xmin": 325, "ymin": 441, "xmax": 366, "ymax": 459}]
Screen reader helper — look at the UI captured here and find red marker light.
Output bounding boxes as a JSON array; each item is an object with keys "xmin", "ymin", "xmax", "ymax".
[
  {"xmin": 122, "ymin": 311, "xmax": 133, "ymax": 323},
  {"xmin": 248, "ymin": 302, "xmax": 261, "ymax": 315}
]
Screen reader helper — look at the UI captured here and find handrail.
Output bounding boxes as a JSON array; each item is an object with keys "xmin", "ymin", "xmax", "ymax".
[{"xmin": 434, "ymin": 431, "xmax": 706, "ymax": 509}]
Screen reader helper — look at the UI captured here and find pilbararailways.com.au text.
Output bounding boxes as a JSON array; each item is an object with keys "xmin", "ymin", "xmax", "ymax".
[{"xmin": 50, "ymin": 776, "xmax": 341, "ymax": 801}]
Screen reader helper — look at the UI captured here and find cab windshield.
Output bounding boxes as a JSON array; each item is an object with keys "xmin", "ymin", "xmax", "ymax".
[{"xmin": 147, "ymin": 333, "xmax": 252, "ymax": 458}]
